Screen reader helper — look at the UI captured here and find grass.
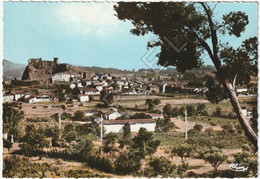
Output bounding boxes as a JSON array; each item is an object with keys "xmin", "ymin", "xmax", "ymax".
[{"xmin": 153, "ymin": 131, "xmax": 250, "ymax": 149}]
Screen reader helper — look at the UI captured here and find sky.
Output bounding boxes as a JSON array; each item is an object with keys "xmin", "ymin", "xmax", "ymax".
[{"xmin": 3, "ymin": 2, "xmax": 258, "ymax": 70}]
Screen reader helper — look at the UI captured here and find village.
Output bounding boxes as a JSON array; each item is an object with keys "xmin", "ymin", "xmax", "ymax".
[
  {"xmin": 2, "ymin": 1, "xmax": 258, "ymax": 178},
  {"xmin": 3, "ymin": 57, "xmax": 258, "ymax": 178}
]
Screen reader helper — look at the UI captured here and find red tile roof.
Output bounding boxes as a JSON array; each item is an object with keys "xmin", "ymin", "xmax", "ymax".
[{"xmin": 102, "ymin": 118, "xmax": 155, "ymax": 125}]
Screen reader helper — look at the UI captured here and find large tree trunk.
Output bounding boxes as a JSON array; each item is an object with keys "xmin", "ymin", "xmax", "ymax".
[
  {"xmin": 221, "ymin": 78, "xmax": 258, "ymax": 149},
  {"xmin": 200, "ymin": 2, "xmax": 258, "ymax": 150}
]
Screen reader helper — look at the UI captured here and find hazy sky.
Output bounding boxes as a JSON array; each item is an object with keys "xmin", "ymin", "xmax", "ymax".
[{"xmin": 3, "ymin": 2, "xmax": 258, "ymax": 70}]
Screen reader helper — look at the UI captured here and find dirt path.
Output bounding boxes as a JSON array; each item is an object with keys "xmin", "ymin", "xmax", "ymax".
[{"xmin": 171, "ymin": 118, "xmax": 222, "ymax": 132}]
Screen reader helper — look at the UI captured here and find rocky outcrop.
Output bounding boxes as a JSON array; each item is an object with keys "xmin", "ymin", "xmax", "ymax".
[{"xmin": 22, "ymin": 58, "xmax": 94, "ymax": 83}]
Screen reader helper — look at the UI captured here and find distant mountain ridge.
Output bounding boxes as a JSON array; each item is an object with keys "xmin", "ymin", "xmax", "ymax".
[{"xmin": 3, "ymin": 59, "xmax": 26, "ymax": 72}]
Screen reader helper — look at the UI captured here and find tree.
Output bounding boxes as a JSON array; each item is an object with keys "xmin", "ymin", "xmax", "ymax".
[
  {"xmin": 171, "ymin": 143, "xmax": 192, "ymax": 161},
  {"xmin": 153, "ymin": 99, "xmax": 161, "ymax": 105},
  {"xmin": 196, "ymin": 103, "xmax": 207, "ymax": 116},
  {"xmin": 156, "ymin": 116, "xmax": 176, "ymax": 132},
  {"xmin": 201, "ymin": 147, "xmax": 227, "ymax": 171},
  {"xmin": 3, "ymin": 102, "xmax": 24, "ymax": 140},
  {"xmin": 19, "ymin": 125, "xmax": 49, "ymax": 156},
  {"xmin": 186, "ymin": 105, "xmax": 196, "ymax": 116},
  {"xmin": 145, "ymin": 99, "xmax": 155, "ymax": 111},
  {"xmin": 103, "ymin": 132, "xmax": 117, "ymax": 153},
  {"xmin": 3, "ymin": 138, "xmax": 13, "ymax": 153},
  {"xmin": 144, "ymin": 157, "xmax": 175, "ymax": 177},
  {"xmin": 114, "ymin": 2, "xmax": 258, "ymax": 149},
  {"xmin": 132, "ymin": 127, "xmax": 160, "ymax": 157},
  {"xmin": 193, "ymin": 123, "xmax": 203, "ymax": 132},
  {"xmin": 100, "ymin": 90, "xmax": 113, "ymax": 106},
  {"xmin": 119, "ymin": 123, "xmax": 132, "ymax": 148},
  {"xmin": 73, "ymin": 110, "xmax": 85, "ymax": 121},
  {"xmin": 163, "ymin": 104, "xmax": 172, "ymax": 116}
]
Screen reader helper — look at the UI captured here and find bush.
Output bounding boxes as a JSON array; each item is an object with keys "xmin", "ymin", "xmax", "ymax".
[
  {"xmin": 213, "ymin": 107, "xmax": 222, "ymax": 117},
  {"xmin": 193, "ymin": 123, "xmax": 203, "ymax": 131},
  {"xmin": 32, "ymin": 106, "xmax": 37, "ymax": 109}
]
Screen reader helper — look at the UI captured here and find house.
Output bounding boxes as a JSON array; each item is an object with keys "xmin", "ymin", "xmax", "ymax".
[
  {"xmin": 52, "ymin": 72, "xmax": 81, "ymax": 83},
  {"xmin": 78, "ymin": 94, "xmax": 89, "ymax": 102},
  {"xmin": 104, "ymin": 111, "xmax": 122, "ymax": 120},
  {"xmin": 236, "ymin": 88, "xmax": 248, "ymax": 93},
  {"xmin": 70, "ymin": 83, "xmax": 76, "ymax": 89},
  {"xmin": 13, "ymin": 91, "xmax": 25, "ymax": 100},
  {"xmin": 150, "ymin": 113, "xmax": 164, "ymax": 119},
  {"xmin": 85, "ymin": 111, "xmax": 97, "ymax": 117},
  {"xmin": 3, "ymin": 94, "xmax": 14, "ymax": 102},
  {"xmin": 241, "ymin": 107, "xmax": 252, "ymax": 120},
  {"xmin": 78, "ymin": 87, "xmax": 100, "ymax": 95},
  {"xmin": 102, "ymin": 118, "xmax": 156, "ymax": 134},
  {"xmin": 25, "ymin": 93, "xmax": 55, "ymax": 103}
]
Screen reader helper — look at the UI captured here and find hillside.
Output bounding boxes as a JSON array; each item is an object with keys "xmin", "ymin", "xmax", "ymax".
[{"xmin": 3, "ymin": 59, "xmax": 26, "ymax": 72}]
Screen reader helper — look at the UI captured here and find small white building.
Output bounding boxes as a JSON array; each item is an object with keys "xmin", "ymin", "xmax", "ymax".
[
  {"xmin": 79, "ymin": 87, "xmax": 100, "ymax": 95},
  {"xmin": 26, "ymin": 94, "xmax": 53, "ymax": 103},
  {"xmin": 104, "ymin": 111, "xmax": 122, "ymax": 120},
  {"xmin": 3, "ymin": 94, "xmax": 14, "ymax": 102},
  {"xmin": 70, "ymin": 83, "xmax": 76, "ymax": 89},
  {"xmin": 150, "ymin": 114, "xmax": 164, "ymax": 119},
  {"xmin": 13, "ymin": 91, "xmax": 25, "ymax": 100},
  {"xmin": 102, "ymin": 118, "xmax": 156, "ymax": 134},
  {"xmin": 236, "ymin": 88, "xmax": 248, "ymax": 93},
  {"xmin": 52, "ymin": 72, "xmax": 81, "ymax": 83},
  {"xmin": 85, "ymin": 111, "xmax": 97, "ymax": 117},
  {"xmin": 78, "ymin": 94, "xmax": 89, "ymax": 102},
  {"xmin": 241, "ymin": 107, "xmax": 252, "ymax": 120}
]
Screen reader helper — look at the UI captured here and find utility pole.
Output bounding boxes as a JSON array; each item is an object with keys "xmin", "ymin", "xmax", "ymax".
[
  {"xmin": 161, "ymin": 106, "xmax": 163, "ymax": 118},
  {"xmin": 185, "ymin": 108, "xmax": 188, "ymax": 140},
  {"xmin": 58, "ymin": 113, "xmax": 61, "ymax": 129},
  {"xmin": 100, "ymin": 114, "xmax": 103, "ymax": 154}
]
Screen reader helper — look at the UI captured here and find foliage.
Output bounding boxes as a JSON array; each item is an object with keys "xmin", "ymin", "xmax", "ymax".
[
  {"xmin": 145, "ymin": 99, "xmax": 155, "ymax": 111},
  {"xmin": 100, "ymin": 90, "xmax": 114, "ymax": 106},
  {"xmin": 144, "ymin": 157, "xmax": 176, "ymax": 177},
  {"xmin": 114, "ymin": 150, "xmax": 141, "ymax": 175},
  {"xmin": 73, "ymin": 110, "xmax": 85, "ymax": 121},
  {"xmin": 205, "ymin": 76, "xmax": 228, "ymax": 104},
  {"xmin": 213, "ymin": 106, "xmax": 222, "ymax": 117},
  {"xmin": 132, "ymin": 128, "xmax": 160, "ymax": 157},
  {"xmin": 201, "ymin": 147, "xmax": 227, "ymax": 171},
  {"xmin": 171, "ymin": 143, "xmax": 192, "ymax": 161},
  {"xmin": 118, "ymin": 123, "xmax": 132, "ymax": 148},
  {"xmin": 156, "ymin": 116, "xmax": 177, "ymax": 132},
  {"xmin": 103, "ymin": 132, "xmax": 118, "ymax": 153},
  {"xmin": 3, "ymin": 102, "xmax": 24, "ymax": 140},
  {"xmin": 19, "ymin": 125, "xmax": 49, "ymax": 156},
  {"xmin": 3, "ymin": 138, "xmax": 13, "ymax": 153},
  {"xmin": 130, "ymin": 113, "xmax": 152, "ymax": 119},
  {"xmin": 3, "ymin": 156, "xmax": 52, "ymax": 178},
  {"xmin": 193, "ymin": 123, "xmax": 203, "ymax": 131},
  {"xmin": 186, "ymin": 105, "xmax": 196, "ymax": 116}
]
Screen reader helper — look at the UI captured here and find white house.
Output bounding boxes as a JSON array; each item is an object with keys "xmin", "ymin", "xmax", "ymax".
[
  {"xmin": 3, "ymin": 94, "xmax": 14, "ymax": 102},
  {"xmin": 52, "ymin": 72, "xmax": 81, "ymax": 83},
  {"xmin": 78, "ymin": 87, "xmax": 100, "ymax": 95},
  {"xmin": 150, "ymin": 113, "xmax": 164, "ymax": 119},
  {"xmin": 104, "ymin": 111, "xmax": 122, "ymax": 120},
  {"xmin": 85, "ymin": 111, "xmax": 97, "ymax": 117},
  {"xmin": 236, "ymin": 88, "xmax": 248, "ymax": 93},
  {"xmin": 13, "ymin": 91, "xmax": 25, "ymax": 100},
  {"xmin": 102, "ymin": 118, "xmax": 156, "ymax": 134},
  {"xmin": 241, "ymin": 107, "xmax": 252, "ymax": 120},
  {"xmin": 25, "ymin": 94, "xmax": 54, "ymax": 103},
  {"xmin": 70, "ymin": 83, "xmax": 76, "ymax": 89},
  {"xmin": 78, "ymin": 94, "xmax": 89, "ymax": 102}
]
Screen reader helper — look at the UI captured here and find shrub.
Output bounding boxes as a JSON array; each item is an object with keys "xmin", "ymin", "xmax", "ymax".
[
  {"xmin": 32, "ymin": 106, "xmax": 37, "ymax": 109},
  {"xmin": 193, "ymin": 123, "xmax": 203, "ymax": 131}
]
